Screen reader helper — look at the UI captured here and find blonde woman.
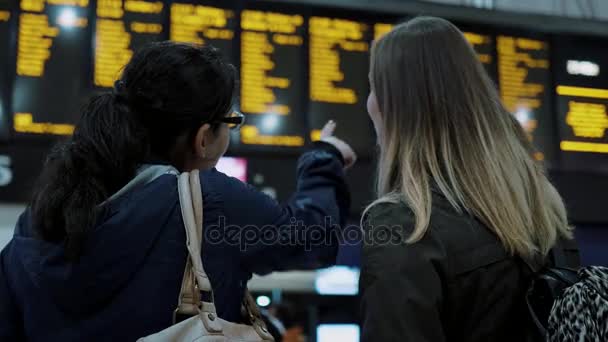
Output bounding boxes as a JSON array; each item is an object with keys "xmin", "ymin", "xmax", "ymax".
[{"xmin": 359, "ymin": 17, "xmax": 578, "ymax": 341}]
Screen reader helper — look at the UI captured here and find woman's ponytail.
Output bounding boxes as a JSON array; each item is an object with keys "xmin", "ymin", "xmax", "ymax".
[{"xmin": 31, "ymin": 90, "xmax": 149, "ymax": 261}]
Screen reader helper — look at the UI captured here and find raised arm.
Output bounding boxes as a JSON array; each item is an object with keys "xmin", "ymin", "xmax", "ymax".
[{"xmin": 201, "ymin": 140, "xmax": 351, "ymax": 275}]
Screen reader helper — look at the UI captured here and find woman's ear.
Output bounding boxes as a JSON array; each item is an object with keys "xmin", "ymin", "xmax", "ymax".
[{"xmin": 193, "ymin": 123, "xmax": 212, "ymax": 159}]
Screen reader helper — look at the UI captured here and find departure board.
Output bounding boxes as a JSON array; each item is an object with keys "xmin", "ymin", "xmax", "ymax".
[
  {"xmin": 0, "ymin": 0, "xmax": 13, "ymax": 140},
  {"xmin": 169, "ymin": 1, "xmax": 236, "ymax": 63},
  {"xmin": 308, "ymin": 16, "xmax": 375, "ymax": 156},
  {"xmin": 462, "ymin": 30, "xmax": 497, "ymax": 81},
  {"xmin": 237, "ymin": 8, "xmax": 306, "ymax": 149},
  {"xmin": 553, "ymin": 35, "xmax": 608, "ymax": 172},
  {"xmin": 94, "ymin": 0, "xmax": 166, "ymax": 88},
  {"xmin": 496, "ymin": 33, "xmax": 554, "ymax": 163},
  {"xmin": 12, "ymin": 0, "xmax": 90, "ymax": 137},
  {"xmin": 374, "ymin": 23, "xmax": 393, "ymax": 40}
]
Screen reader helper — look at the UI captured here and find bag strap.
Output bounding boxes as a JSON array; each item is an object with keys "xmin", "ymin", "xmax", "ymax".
[
  {"xmin": 521, "ymin": 237, "xmax": 581, "ymax": 274},
  {"xmin": 173, "ymin": 171, "xmax": 270, "ymax": 337},
  {"xmin": 550, "ymin": 248, "xmax": 568, "ymax": 268},
  {"xmin": 174, "ymin": 259, "xmax": 200, "ymax": 318},
  {"xmin": 174, "ymin": 171, "xmax": 214, "ymax": 319},
  {"xmin": 183, "ymin": 170, "xmax": 213, "ymax": 293}
]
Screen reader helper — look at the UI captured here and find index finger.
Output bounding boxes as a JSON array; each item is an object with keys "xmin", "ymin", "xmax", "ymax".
[{"xmin": 320, "ymin": 120, "xmax": 336, "ymax": 139}]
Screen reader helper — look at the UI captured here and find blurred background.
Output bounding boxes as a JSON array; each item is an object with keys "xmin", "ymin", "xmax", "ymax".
[{"xmin": 1, "ymin": 0, "xmax": 607, "ymax": 340}]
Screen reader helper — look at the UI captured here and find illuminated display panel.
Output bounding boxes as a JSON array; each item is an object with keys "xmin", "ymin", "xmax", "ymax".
[
  {"xmin": 0, "ymin": 0, "xmax": 14, "ymax": 140},
  {"xmin": 12, "ymin": 0, "xmax": 90, "ymax": 138},
  {"xmin": 553, "ymin": 35, "xmax": 608, "ymax": 172},
  {"xmin": 169, "ymin": 0, "xmax": 236, "ymax": 64},
  {"xmin": 373, "ymin": 23, "xmax": 393, "ymax": 40},
  {"xmin": 308, "ymin": 15, "xmax": 375, "ymax": 156},
  {"xmin": 237, "ymin": 7, "xmax": 307, "ymax": 150},
  {"xmin": 462, "ymin": 30, "xmax": 498, "ymax": 82},
  {"xmin": 94, "ymin": 0, "xmax": 166, "ymax": 88},
  {"xmin": 496, "ymin": 32, "xmax": 554, "ymax": 164}
]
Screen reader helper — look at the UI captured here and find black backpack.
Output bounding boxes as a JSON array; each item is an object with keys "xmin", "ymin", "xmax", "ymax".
[
  {"xmin": 525, "ymin": 242, "xmax": 608, "ymax": 341},
  {"xmin": 525, "ymin": 247, "xmax": 579, "ymax": 341}
]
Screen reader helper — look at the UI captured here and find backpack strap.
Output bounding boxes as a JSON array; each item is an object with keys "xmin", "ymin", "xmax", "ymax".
[
  {"xmin": 522, "ymin": 237, "xmax": 580, "ymax": 274},
  {"xmin": 550, "ymin": 247, "xmax": 568, "ymax": 269},
  {"xmin": 524, "ymin": 237, "xmax": 581, "ymax": 340},
  {"xmin": 550, "ymin": 238, "xmax": 581, "ymax": 270}
]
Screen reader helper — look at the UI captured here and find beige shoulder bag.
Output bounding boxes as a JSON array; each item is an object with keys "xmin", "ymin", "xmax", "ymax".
[{"xmin": 138, "ymin": 171, "xmax": 274, "ymax": 341}]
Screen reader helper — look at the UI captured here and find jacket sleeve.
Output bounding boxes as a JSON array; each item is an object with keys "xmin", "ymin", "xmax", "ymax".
[
  {"xmin": 359, "ymin": 203, "xmax": 446, "ymax": 342},
  {"xmin": 205, "ymin": 142, "xmax": 350, "ymax": 275},
  {"xmin": 0, "ymin": 242, "xmax": 24, "ymax": 341}
]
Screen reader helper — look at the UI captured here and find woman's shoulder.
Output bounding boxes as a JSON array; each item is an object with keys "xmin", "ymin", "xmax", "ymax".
[
  {"xmin": 430, "ymin": 194, "xmax": 513, "ymax": 278},
  {"xmin": 363, "ymin": 201, "xmax": 413, "ymax": 227},
  {"xmin": 367, "ymin": 194, "xmax": 498, "ymax": 235},
  {"xmin": 362, "ymin": 198, "xmax": 462, "ymax": 238},
  {"xmin": 363, "ymin": 195, "xmax": 510, "ymax": 276},
  {"xmin": 430, "ymin": 193, "xmax": 505, "ymax": 252},
  {"xmin": 362, "ymin": 201, "xmax": 432, "ymax": 260}
]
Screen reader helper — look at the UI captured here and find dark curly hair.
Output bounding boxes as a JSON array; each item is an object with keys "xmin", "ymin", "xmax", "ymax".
[{"xmin": 30, "ymin": 41, "xmax": 237, "ymax": 260}]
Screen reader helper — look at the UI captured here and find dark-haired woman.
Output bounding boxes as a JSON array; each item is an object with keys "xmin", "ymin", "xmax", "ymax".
[{"xmin": 0, "ymin": 42, "xmax": 355, "ymax": 341}]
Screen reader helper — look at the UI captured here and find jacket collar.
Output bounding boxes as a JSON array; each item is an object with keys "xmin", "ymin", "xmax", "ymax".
[{"xmin": 105, "ymin": 164, "xmax": 179, "ymax": 203}]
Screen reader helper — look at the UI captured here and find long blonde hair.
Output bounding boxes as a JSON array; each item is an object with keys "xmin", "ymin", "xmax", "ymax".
[{"xmin": 365, "ymin": 16, "xmax": 572, "ymax": 259}]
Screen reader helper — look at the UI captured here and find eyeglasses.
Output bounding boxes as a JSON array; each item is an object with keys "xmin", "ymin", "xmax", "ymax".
[{"xmin": 214, "ymin": 110, "xmax": 245, "ymax": 130}]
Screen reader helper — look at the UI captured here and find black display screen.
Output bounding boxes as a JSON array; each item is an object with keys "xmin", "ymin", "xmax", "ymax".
[
  {"xmin": 307, "ymin": 13, "xmax": 375, "ymax": 157},
  {"xmin": 450, "ymin": 21, "xmax": 499, "ymax": 84},
  {"xmin": 12, "ymin": 0, "xmax": 91, "ymax": 138},
  {"xmin": 94, "ymin": 0, "xmax": 167, "ymax": 89},
  {"xmin": 496, "ymin": 29, "xmax": 555, "ymax": 165},
  {"xmin": 0, "ymin": 0, "xmax": 14, "ymax": 140},
  {"xmin": 234, "ymin": 5, "xmax": 307, "ymax": 153},
  {"xmin": 463, "ymin": 29, "xmax": 498, "ymax": 82},
  {"xmin": 169, "ymin": 0, "xmax": 237, "ymax": 64},
  {"xmin": 553, "ymin": 35, "xmax": 608, "ymax": 172}
]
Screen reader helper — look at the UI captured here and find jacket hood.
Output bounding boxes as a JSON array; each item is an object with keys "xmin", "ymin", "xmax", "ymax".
[{"xmin": 7, "ymin": 165, "xmax": 179, "ymax": 316}]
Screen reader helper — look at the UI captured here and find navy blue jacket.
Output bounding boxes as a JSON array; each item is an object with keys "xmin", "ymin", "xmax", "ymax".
[{"xmin": 0, "ymin": 145, "xmax": 349, "ymax": 341}]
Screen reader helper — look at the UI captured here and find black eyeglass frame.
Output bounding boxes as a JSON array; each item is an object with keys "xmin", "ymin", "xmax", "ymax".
[{"xmin": 213, "ymin": 111, "xmax": 245, "ymax": 130}]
